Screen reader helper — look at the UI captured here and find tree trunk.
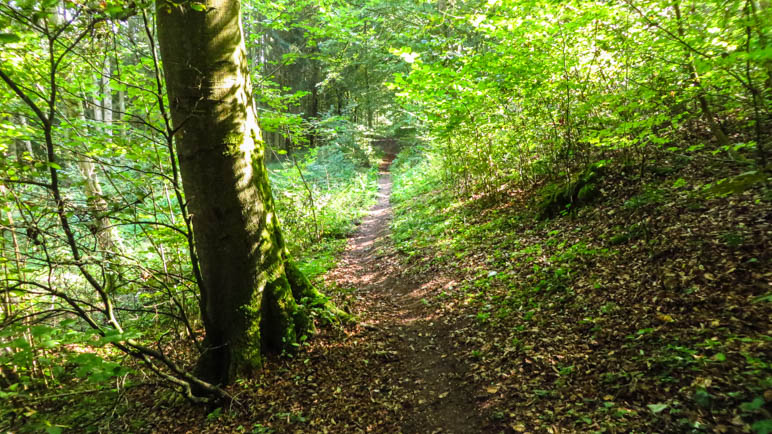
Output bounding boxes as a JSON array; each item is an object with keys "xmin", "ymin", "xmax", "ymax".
[
  {"xmin": 99, "ymin": 58, "xmax": 112, "ymax": 138},
  {"xmin": 156, "ymin": 0, "xmax": 340, "ymax": 387},
  {"xmin": 673, "ymin": 0, "xmax": 731, "ymax": 148},
  {"xmin": 12, "ymin": 114, "xmax": 34, "ymax": 163},
  {"xmin": 76, "ymin": 95, "xmax": 124, "ymax": 261},
  {"xmin": 76, "ymin": 158, "xmax": 123, "ymax": 256}
]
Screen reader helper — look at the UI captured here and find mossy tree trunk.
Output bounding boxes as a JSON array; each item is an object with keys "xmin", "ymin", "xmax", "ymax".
[{"xmin": 156, "ymin": 0, "xmax": 337, "ymax": 387}]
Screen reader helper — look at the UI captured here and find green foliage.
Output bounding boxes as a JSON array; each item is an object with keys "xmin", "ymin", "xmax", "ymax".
[
  {"xmin": 389, "ymin": 0, "xmax": 770, "ymax": 195},
  {"xmin": 623, "ymin": 188, "xmax": 666, "ymax": 210},
  {"xmin": 269, "ymin": 144, "xmax": 378, "ymax": 277},
  {"xmin": 753, "ymin": 419, "xmax": 772, "ymax": 434}
]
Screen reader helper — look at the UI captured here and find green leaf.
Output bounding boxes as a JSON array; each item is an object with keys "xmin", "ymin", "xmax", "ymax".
[
  {"xmin": 753, "ymin": 293, "xmax": 772, "ymax": 303},
  {"xmin": 0, "ymin": 389, "xmax": 18, "ymax": 399},
  {"xmin": 206, "ymin": 407, "xmax": 223, "ymax": 421},
  {"xmin": 190, "ymin": 2, "xmax": 206, "ymax": 11},
  {"xmin": 672, "ymin": 178, "xmax": 687, "ymax": 189},
  {"xmin": 752, "ymin": 419, "xmax": 772, "ymax": 434},
  {"xmin": 30, "ymin": 325, "xmax": 54, "ymax": 338},
  {"xmin": 0, "ymin": 33, "xmax": 21, "ymax": 44},
  {"xmin": 105, "ymin": 5, "xmax": 124, "ymax": 16},
  {"xmin": 694, "ymin": 388, "xmax": 712, "ymax": 408},
  {"xmin": 740, "ymin": 397, "xmax": 765, "ymax": 412},
  {"xmin": 647, "ymin": 403, "xmax": 668, "ymax": 414}
]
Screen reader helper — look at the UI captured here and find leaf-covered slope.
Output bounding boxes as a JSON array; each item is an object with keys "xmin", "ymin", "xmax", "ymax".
[{"xmin": 389, "ymin": 148, "xmax": 772, "ymax": 432}]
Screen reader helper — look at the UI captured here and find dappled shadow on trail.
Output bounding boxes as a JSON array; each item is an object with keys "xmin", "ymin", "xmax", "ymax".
[{"xmin": 325, "ymin": 154, "xmax": 488, "ymax": 433}]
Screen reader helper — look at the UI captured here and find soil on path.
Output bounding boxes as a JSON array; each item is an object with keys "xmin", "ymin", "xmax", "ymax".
[{"xmin": 325, "ymin": 153, "xmax": 488, "ymax": 433}]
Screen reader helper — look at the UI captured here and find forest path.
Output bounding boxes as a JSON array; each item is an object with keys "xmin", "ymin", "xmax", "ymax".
[{"xmin": 325, "ymin": 151, "xmax": 487, "ymax": 433}]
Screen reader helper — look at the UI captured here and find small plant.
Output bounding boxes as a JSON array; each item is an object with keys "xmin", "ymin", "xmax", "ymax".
[
  {"xmin": 623, "ymin": 188, "xmax": 664, "ymax": 210},
  {"xmin": 274, "ymin": 411, "xmax": 307, "ymax": 424},
  {"xmin": 252, "ymin": 423, "xmax": 274, "ymax": 433},
  {"xmin": 720, "ymin": 231, "xmax": 746, "ymax": 247},
  {"xmin": 600, "ymin": 302, "xmax": 617, "ymax": 314},
  {"xmin": 206, "ymin": 407, "xmax": 223, "ymax": 422}
]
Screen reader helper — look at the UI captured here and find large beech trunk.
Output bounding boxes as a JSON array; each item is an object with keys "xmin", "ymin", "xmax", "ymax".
[{"xmin": 156, "ymin": 0, "xmax": 331, "ymax": 387}]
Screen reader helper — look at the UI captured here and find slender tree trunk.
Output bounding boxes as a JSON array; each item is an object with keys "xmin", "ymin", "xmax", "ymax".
[
  {"xmin": 673, "ymin": 0, "xmax": 731, "ymax": 148},
  {"xmin": 100, "ymin": 58, "xmax": 113, "ymax": 137},
  {"xmin": 0, "ymin": 184, "xmax": 23, "ymax": 319},
  {"xmin": 12, "ymin": 115, "xmax": 34, "ymax": 163},
  {"xmin": 116, "ymin": 87, "xmax": 126, "ymax": 140},
  {"xmin": 76, "ymin": 97, "xmax": 124, "ymax": 260},
  {"xmin": 308, "ymin": 48, "xmax": 320, "ymax": 147},
  {"xmin": 76, "ymin": 159, "xmax": 123, "ymax": 255},
  {"xmin": 157, "ymin": 0, "xmax": 341, "ymax": 387}
]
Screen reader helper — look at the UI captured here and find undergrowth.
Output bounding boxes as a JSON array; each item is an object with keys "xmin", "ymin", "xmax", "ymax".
[
  {"xmin": 0, "ymin": 143, "xmax": 379, "ymax": 432},
  {"xmin": 269, "ymin": 144, "xmax": 379, "ymax": 279}
]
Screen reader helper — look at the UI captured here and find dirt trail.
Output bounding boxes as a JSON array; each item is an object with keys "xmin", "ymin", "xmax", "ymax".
[{"xmin": 326, "ymin": 152, "xmax": 487, "ymax": 433}]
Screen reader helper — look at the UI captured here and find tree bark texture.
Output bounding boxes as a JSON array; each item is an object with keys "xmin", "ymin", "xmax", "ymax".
[{"xmin": 157, "ymin": 0, "xmax": 329, "ymax": 386}]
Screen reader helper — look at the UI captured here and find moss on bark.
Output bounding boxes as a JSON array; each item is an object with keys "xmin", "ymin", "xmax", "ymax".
[{"xmin": 157, "ymin": 0, "xmax": 348, "ymax": 392}]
